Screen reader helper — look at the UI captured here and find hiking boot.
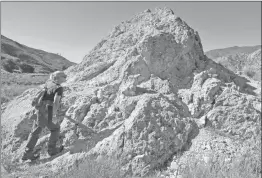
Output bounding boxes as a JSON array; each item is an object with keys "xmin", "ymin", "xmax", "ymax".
[
  {"xmin": 48, "ymin": 145, "xmax": 64, "ymax": 157},
  {"xmin": 21, "ymin": 148, "xmax": 40, "ymax": 161}
]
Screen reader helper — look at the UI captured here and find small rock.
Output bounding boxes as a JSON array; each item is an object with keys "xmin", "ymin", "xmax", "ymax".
[
  {"xmin": 144, "ymin": 9, "xmax": 151, "ymax": 13},
  {"xmin": 196, "ymin": 115, "xmax": 207, "ymax": 128},
  {"xmin": 170, "ymin": 161, "xmax": 179, "ymax": 170},
  {"xmin": 206, "ymin": 144, "xmax": 211, "ymax": 150},
  {"xmin": 224, "ymin": 157, "xmax": 231, "ymax": 163},
  {"xmin": 203, "ymin": 156, "xmax": 211, "ymax": 164}
]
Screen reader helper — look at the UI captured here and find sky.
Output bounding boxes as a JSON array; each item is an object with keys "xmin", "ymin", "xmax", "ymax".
[{"xmin": 1, "ymin": 2, "xmax": 261, "ymax": 63}]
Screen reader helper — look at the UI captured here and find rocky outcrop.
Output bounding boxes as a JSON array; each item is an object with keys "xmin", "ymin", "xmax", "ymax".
[
  {"xmin": 1, "ymin": 7, "xmax": 261, "ymax": 177},
  {"xmin": 88, "ymin": 93, "xmax": 198, "ymax": 176},
  {"xmin": 66, "ymin": 7, "xmax": 206, "ymax": 88}
]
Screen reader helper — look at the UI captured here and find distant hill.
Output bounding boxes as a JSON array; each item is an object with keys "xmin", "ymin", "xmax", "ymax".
[
  {"xmin": 205, "ymin": 45, "xmax": 261, "ymax": 59},
  {"xmin": 1, "ymin": 35, "xmax": 75, "ymax": 73},
  {"xmin": 205, "ymin": 46, "xmax": 261, "ymax": 81}
]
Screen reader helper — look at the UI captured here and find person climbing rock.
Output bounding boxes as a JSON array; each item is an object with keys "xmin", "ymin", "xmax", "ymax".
[{"xmin": 22, "ymin": 71, "xmax": 67, "ymax": 161}]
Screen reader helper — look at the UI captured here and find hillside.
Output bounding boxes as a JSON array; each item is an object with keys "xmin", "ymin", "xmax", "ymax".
[
  {"xmin": 205, "ymin": 45, "xmax": 261, "ymax": 59},
  {"xmin": 205, "ymin": 46, "xmax": 261, "ymax": 81},
  {"xmin": 1, "ymin": 35, "xmax": 75, "ymax": 73},
  {"xmin": 1, "ymin": 7, "xmax": 261, "ymax": 178}
]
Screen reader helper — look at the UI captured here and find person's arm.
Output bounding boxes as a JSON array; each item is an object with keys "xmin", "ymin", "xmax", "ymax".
[
  {"xmin": 53, "ymin": 87, "xmax": 63, "ymax": 117},
  {"xmin": 53, "ymin": 93, "xmax": 61, "ymax": 117}
]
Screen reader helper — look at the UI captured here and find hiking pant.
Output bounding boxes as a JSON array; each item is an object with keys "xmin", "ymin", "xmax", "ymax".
[{"xmin": 25, "ymin": 100, "xmax": 60, "ymax": 154}]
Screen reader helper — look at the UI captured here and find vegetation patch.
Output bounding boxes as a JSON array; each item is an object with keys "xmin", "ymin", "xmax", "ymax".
[{"xmin": 1, "ymin": 72, "xmax": 49, "ymax": 104}]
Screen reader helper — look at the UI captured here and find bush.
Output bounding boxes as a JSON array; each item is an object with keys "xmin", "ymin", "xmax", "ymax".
[
  {"xmin": 243, "ymin": 66, "xmax": 256, "ymax": 79},
  {"xmin": 19, "ymin": 63, "xmax": 35, "ymax": 73},
  {"xmin": 62, "ymin": 66, "xmax": 68, "ymax": 70},
  {"xmin": 253, "ymin": 71, "xmax": 261, "ymax": 81},
  {"xmin": 1, "ymin": 95, "xmax": 10, "ymax": 104},
  {"xmin": 2, "ymin": 59, "xmax": 18, "ymax": 72}
]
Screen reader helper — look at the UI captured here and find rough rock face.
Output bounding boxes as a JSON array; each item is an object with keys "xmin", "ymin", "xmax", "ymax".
[
  {"xmin": 88, "ymin": 93, "xmax": 198, "ymax": 176},
  {"xmin": 1, "ymin": 7, "xmax": 261, "ymax": 177},
  {"xmin": 66, "ymin": 7, "xmax": 206, "ymax": 90}
]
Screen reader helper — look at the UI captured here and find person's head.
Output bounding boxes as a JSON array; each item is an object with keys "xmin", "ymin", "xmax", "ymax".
[{"xmin": 50, "ymin": 71, "xmax": 67, "ymax": 84}]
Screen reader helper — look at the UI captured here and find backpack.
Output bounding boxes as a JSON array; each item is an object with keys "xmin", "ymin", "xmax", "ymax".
[
  {"xmin": 31, "ymin": 86, "xmax": 47, "ymax": 108},
  {"xmin": 32, "ymin": 80, "xmax": 61, "ymax": 108}
]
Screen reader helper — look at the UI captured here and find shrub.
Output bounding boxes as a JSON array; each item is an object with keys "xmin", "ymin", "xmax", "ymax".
[
  {"xmin": 243, "ymin": 66, "xmax": 256, "ymax": 79},
  {"xmin": 1, "ymin": 95, "xmax": 10, "ymax": 104},
  {"xmin": 19, "ymin": 63, "xmax": 35, "ymax": 73},
  {"xmin": 2, "ymin": 58, "xmax": 18, "ymax": 72},
  {"xmin": 253, "ymin": 71, "xmax": 261, "ymax": 81},
  {"xmin": 62, "ymin": 66, "xmax": 68, "ymax": 70},
  {"xmin": 18, "ymin": 53, "xmax": 38, "ymax": 64}
]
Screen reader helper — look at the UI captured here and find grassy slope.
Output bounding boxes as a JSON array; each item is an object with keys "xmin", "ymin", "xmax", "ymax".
[
  {"xmin": 1, "ymin": 35, "xmax": 76, "ymax": 73},
  {"xmin": 1, "ymin": 70, "xmax": 49, "ymax": 104}
]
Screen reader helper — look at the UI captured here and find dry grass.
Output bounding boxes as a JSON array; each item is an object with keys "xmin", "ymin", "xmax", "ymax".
[
  {"xmin": 1, "ymin": 72, "xmax": 49, "ymax": 104},
  {"xmin": 56, "ymin": 156, "xmax": 161, "ymax": 178},
  {"xmin": 56, "ymin": 157, "xmax": 124, "ymax": 178},
  {"xmin": 54, "ymin": 143, "xmax": 261, "ymax": 178},
  {"xmin": 179, "ymin": 132, "xmax": 261, "ymax": 178},
  {"xmin": 1, "ymin": 151, "xmax": 15, "ymax": 174},
  {"xmin": 2, "ymin": 145, "xmax": 260, "ymax": 178},
  {"xmin": 1, "ymin": 83, "xmax": 39, "ymax": 103},
  {"xmin": 1, "ymin": 152, "xmax": 159, "ymax": 178},
  {"xmin": 180, "ymin": 153, "xmax": 261, "ymax": 178}
]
